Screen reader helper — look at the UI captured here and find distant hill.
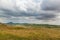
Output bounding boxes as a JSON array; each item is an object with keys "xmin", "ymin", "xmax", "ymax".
[
  {"xmin": 0, "ymin": 23, "xmax": 7, "ymax": 27},
  {"xmin": 0, "ymin": 22, "xmax": 60, "ymax": 28},
  {"xmin": 6, "ymin": 22, "xmax": 60, "ymax": 28}
]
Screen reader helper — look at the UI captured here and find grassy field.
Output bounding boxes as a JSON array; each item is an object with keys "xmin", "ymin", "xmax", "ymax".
[{"xmin": 0, "ymin": 24, "xmax": 60, "ymax": 40}]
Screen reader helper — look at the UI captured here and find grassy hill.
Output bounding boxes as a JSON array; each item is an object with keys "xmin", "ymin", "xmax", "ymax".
[{"xmin": 0, "ymin": 23, "xmax": 60, "ymax": 40}]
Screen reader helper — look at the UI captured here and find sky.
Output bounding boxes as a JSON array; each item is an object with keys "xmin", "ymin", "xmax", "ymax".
[{"xmin": 0, "ymin": 0, "xmax": 60, "ymax": 25}]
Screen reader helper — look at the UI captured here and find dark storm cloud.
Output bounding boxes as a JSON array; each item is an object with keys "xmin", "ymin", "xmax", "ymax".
[
  {"xmin": 35, "ymin": 13, "xmax": 56, "ymax": 20},
  {"xmin": 0, "ymin": 8, "xmax": 41, "ymax": 17},
  {"xmin": 37, "ymin": 0, "xmax": 60, "ymax": 21},
  {"xmin": 0, "ymin": 0, "xmax": 60, "ymax": 24},
  {"xmin": 0, "ymin": 7, "xmax": 56, "ymax": 21},
  {"xmin": 41, "ymin": 0, "xmax": 60, "ymax": 11}
]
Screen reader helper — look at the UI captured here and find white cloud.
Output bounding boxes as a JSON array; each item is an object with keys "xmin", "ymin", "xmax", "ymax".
[
  {"xmin": 0, "ymin": 0, "xmax": 60, "ymax": 25},
  {"xmin": 0, "ymin": 0, "xmax": 15, "ymax": 11}
]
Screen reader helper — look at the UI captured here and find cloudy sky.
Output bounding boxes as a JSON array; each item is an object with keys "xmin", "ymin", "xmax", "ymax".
[{"xmin": 0, "ymin": 0, "xmax": 60, "ymax": 25}]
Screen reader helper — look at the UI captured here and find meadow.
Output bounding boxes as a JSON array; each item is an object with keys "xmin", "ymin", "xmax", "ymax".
[{"xmin": 0, "ymin": 23, "xmax": 60, "ymax": 40}]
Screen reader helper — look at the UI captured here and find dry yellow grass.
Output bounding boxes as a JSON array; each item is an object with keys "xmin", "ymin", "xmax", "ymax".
[{"xmin": 0, "ymin": 25, "xmax": 60, "ymax": 40}]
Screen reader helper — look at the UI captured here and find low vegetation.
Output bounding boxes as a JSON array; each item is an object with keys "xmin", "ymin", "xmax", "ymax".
[{"xmin": 0, "ymin": 23, "xmax": 60, "ymax": 40}]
